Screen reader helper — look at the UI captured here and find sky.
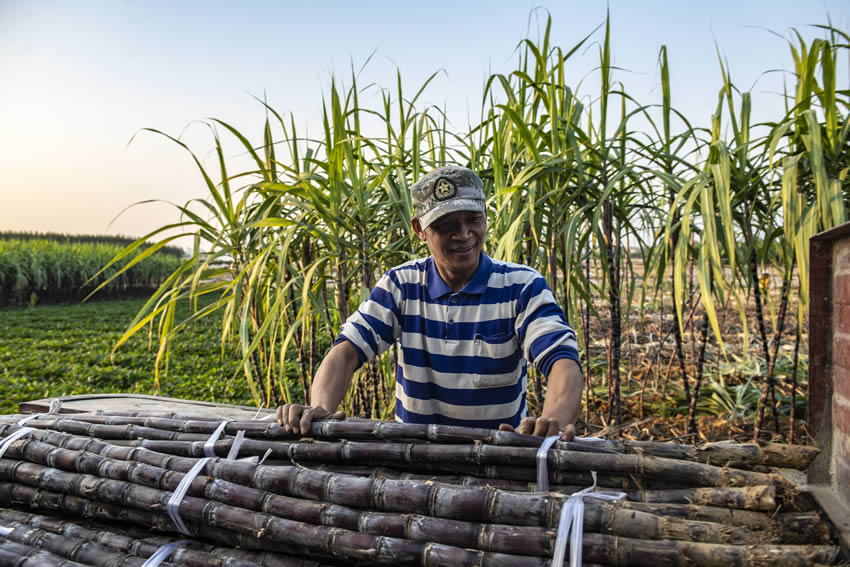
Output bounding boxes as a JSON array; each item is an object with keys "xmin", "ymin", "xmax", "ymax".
[{"xmin": 1, "ymin": 0, "xmax": 848, "ymax": 243}]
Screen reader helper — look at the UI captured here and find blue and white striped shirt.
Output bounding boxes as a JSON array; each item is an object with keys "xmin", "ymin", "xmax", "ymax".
[{"xmin": 336, "ymin": 253, "xmax": 580, "ymax": 428}]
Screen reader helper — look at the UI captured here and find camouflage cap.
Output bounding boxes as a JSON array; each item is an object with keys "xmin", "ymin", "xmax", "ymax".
[{"xmin": 410, "ymin": 166, "xmax": 486, "ymax": 230}]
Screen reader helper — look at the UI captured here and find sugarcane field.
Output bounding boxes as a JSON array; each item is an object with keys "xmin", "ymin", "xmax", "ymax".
[{"xmin": 3, "ymin": 2, "xmax": 850, "ymax": 565}]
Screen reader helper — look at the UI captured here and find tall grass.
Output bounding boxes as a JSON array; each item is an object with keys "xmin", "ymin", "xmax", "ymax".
[{"xmin": 101, "ymin": 15, "xmax": 848, "ymax": 434}]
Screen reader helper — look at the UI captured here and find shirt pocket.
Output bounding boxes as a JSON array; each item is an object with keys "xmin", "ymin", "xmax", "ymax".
[{"xmin": 472, "ymin": 331, "xmax": 521, "ymax": 388}]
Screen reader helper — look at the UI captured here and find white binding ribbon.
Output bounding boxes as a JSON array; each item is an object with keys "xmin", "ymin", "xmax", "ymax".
[
  {"xmin": 170, "ymin": 419, "xmax": 251, "ymax": 535},
  {"xmin": 140, "ymin": 539, "xmax": 194, "ymax": 567},
  {"xmin": 552, "ymin": 471, "xmax": 626, "ymax": 567},
  {"xmin": 205, "ymin": 421, "xmax": 251, "ymax": 460},
  {"xmin": 166, "ymin": 457, "xmax": 211, "ymax": 536},
  {"xmin": 225, "ymin": 429, "xmax": 247, "ymax": 460},
  {"xmin": 238, "ymin": 447, "xmax": 271, "ymax": 464},
  {"xmin": 0, "ymin": 524, "xmax": 12, "ymax": 537},
  {"xmin": 203, "ymin": 421, "xmax": 230, "ymax": 458},
  {"xmin": 536, "ymin": 435, "xmax": 560, "ymax": 492},
  {"xmin": 0, "ymin": 428, "xmax": 36, "ymax": 459},
  {"xmin": 16, "ymin": 399, "xmax": 63, "ymax": 426}
]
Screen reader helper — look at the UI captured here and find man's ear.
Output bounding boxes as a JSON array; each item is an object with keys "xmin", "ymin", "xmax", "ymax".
[{"xmin": 411, "ymin": 218, "xmax": 427, "ymax": 242}]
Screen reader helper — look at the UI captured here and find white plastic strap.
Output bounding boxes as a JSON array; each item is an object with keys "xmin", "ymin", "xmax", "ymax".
[
  {"xmin": 225, "ymin": 430, "xmax": 246, "ymax": 460},
  {"xmin": 536, "ymin": 435, "xmax": 559, "ymax": 492},
  {"xmin": 203, "ymin": 421, "xmax": 230, "ymax": 458},
  {"xmin": 17, "ymin": 400, "xmax": 63, "ymax": 426},
  {"xmin": 551, "ymin": 471, "xmax": 626, "ymax": 567},
  {"xmin": 239, "ymin": 447, "xmax": 272, "ymax": 464},
  {"xmin": 0, "ymin": 524, "xmax": 11, "ymax": 537},
  {"xmin": 253, "ymin": 406, "xmax": 274, "ymax": 421},
  {"xmin": 140, "ymin": 539, "xmax": 193, "ymax": 567},
  {"xmin": 166, "ymin": 457, "xmax": 211, "ymax": 536},
  {"xmin": 0, "ymin": 428, "xmax": 36, "ymax": 459}
]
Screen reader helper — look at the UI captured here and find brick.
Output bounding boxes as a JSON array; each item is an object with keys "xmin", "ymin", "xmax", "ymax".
[
  {"xmin": 834, "ymin": 333, "xmax": 850, "ymax": 371},
  {"xmin": 836, "ymin": 364, "xmax": 850, "ymax": 401},
  {"xmin": 835, "ymin": 242, "xmax": 850, "ymax": 273},
  {"xmin": 833, "ymin": 395, "xmax": 850, "ymax": 435},
  {"xmin": 838, "ymin": 304, "xmax": 850, "ymax": 335},
  {"xmin": 836, "ymin": 272, "xmax": 850, "ymax": 305}
]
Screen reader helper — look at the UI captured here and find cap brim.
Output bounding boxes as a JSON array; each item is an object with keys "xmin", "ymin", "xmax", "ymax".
[{"xmin": 418, "ymin": 199, "xmax": 485, "ymax": 230}]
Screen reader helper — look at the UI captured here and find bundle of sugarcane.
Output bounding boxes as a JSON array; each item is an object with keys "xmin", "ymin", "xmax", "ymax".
[
  {"xmin": 0, "ymin": 412, "xmax": 821, "ymax": 469},
  {"xmin": 0, "ymin": 415, "xmax": 841, "ymax": 566},
  {"xmin": 0, "ymin": 415, "xmax": 819, "ymax": 503},
  {"xmin": 0, "ymin": 506, "xmax": 329, "ymax": 567}
]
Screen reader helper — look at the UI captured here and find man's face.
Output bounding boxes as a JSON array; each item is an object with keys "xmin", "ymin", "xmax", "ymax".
[{"xmin": 413, "ymin": 210, "xmax": 487, "ymax": 280}]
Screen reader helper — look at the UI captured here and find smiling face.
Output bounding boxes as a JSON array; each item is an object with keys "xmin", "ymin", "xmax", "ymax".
[{"xmin": 412, "ymin": 210, "xmax": 487, "ymax": 291}]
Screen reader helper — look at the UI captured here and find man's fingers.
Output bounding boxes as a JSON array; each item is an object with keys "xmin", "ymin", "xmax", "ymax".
[
  {"xmin": 560, "ymin": 423, "xmax": 577, "ymax": 441},
  {"xmin": 299, "ymin": 407, "xmax": 321, "ymax": 435},
  {"xmin": 498, "ymin": 423, "xmax": 516, "ymax": 433},
  {"xmin": 286, "ymin": 405, "xmax": 306, "ymax": 434},
  {"xmin": 516, "ymin": 417, "xmax": 536, "ymax": 435},
  {"xmin": 275, "ymin": 405, "xmax": 285, "ymax": 427},
  {"xmin": 533, "ymin": 417, "xmax": 555, "ymax": 437},
  {"xmin": 330, "ymin": 411, "xmax": 347, "ymax": 421}
]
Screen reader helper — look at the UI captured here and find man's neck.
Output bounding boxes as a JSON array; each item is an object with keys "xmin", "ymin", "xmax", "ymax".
[{"xmin": 435, "ymin": 260, "xmax": 479, "ymax": 293}]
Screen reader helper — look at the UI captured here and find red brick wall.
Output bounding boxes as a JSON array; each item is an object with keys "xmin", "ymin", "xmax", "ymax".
[{"xmin": 832, "ymin": 240, "xmax": 850, "ymax": 496}]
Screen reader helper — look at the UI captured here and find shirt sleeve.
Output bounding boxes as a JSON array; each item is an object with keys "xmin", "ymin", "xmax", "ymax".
[
  {"xmin": 514, "ymin": 272, "xmax": 581, "ymax": 377},
  {"xmin": 335, "ymin": 270, "xmax": 403, "ymax": 368}
]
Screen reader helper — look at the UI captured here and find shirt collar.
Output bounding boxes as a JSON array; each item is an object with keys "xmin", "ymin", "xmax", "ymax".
[{"xmin": 426, "ymin": 253, "xmax": 492, "ymax": 298}]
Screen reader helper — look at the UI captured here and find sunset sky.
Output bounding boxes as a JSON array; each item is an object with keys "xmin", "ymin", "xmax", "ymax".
[{"xmin": 1, "ymin": 0, "xmax": 847, "ymax": 245}]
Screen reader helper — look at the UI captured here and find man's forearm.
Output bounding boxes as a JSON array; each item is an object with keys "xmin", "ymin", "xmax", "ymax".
[
  {"xmin": 310, "ymin": 340, "xmax": 360, "ymax": 411},
  {"xmin": 540, "ymin": 358, "xmax": 583, "ymax": 427}
]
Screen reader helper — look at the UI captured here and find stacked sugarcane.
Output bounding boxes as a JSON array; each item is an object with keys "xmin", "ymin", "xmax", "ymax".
[{"xmin": 0, "ymin": 411, "xmax": 841, "ymax": 566}]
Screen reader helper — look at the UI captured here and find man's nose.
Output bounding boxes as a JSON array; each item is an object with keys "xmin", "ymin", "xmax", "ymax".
[{"xmin": 454, "ymin": 222, "xmax": 472, "ymax": 238}]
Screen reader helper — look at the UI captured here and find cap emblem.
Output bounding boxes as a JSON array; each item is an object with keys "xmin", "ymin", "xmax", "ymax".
[{"xmin": 434, "ymin": 177, "xmax": 456, "ymax": 201}]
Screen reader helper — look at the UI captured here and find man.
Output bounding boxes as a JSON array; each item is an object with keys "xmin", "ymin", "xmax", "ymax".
[{"xmin": 276, "ymin": 166, "xmax": 583, "ymax": 439}]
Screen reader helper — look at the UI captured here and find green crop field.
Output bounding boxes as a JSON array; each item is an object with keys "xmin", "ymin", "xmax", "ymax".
[
  {"xmin": 0, "ymin": 234, "xmax": 185, "ymax": 307},
  {"xmin": 0, "ymin": 297, "xmax": 252, "ymax": 414}
]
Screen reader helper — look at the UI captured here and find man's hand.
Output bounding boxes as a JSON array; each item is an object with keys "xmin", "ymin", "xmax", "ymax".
[
  {"xmin": 275, "ymin": 403, "xmax": 345, "ymax": 436},
  {"xmin": 499, "ymin": 417, "xmax": 576, "ymax": 440}
]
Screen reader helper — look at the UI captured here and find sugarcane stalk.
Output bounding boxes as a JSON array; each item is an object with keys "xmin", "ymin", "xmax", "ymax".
[
  {"xmin": 0, "ymin": 507, "xmax": 321, "ymax": 567},
  {"xmin": 2, "ymin": 478, "xmax": 839, "ymax": 567},
  {"xmin": 0, "ymin": 538, "xmax": 90, "ymax": 567},
  {"xmin": 307, "ymin": 464, "xmax": 782, "ymax": 510},
  {"xmin": 583, "ymin": 531, "xmax": 838, "ymax": 567},
  {"xmin": 303, "ymin": 465, "xmax": 820, "ymax": 537},
  {"xmin": 582, "ymin": 438, "xmax": 820, "ymax": 470},
  {"xmin": 0, "ymin": 522, "xmax": 159, "ymax": 567},
  {"xmin": 0, "ymin": 419, "xmax": 803, "ymax": 494},
  {"xmin": 4, "ymin": 426, "xmax": 805, "ymax": 524},
  {"xmin": 0, "ymin": 459, "xmax": 549, "ymax": 567},
  {"xmin": 5, "ymin": 438, "xmax": 830, "ymax": 547},
  {"xmin": 0, "ymin": 428, "xmax": 729, "ymax": 527},
  {"xmin": 5, "ymin": 415, "xmax": 820, "ymax": 470},
  {"xmin": 1, "ymin": 439, "xmax": 775, "ymax": 548},
  {"xmin": 1, "ymin": 415, "xmax": 604, "ymax": 453},
  {"xmin": 0, "ymin": 482, "xmax": 342, "ymax": 565}
]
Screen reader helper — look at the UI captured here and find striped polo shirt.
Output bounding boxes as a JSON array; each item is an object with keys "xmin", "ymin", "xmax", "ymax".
[{"xmin": 336, "ymin": 253, "xmax": 580, "ymax": 428}]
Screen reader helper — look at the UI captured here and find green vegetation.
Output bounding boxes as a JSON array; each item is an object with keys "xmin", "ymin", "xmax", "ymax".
[
  {"xmin": 97, "ymin": 15, "xmax": 844, "ymax": 438},
  {"xmin": 0, "ymin": 237, "xmax": 185, "ymax": 306},
  {"xmin": 0, "ymin": 297, "xmax": 251, "ymax": 415},
  {"xmin": 0, "ymin": 231, "xmax": 184, "ymax": 257}
]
